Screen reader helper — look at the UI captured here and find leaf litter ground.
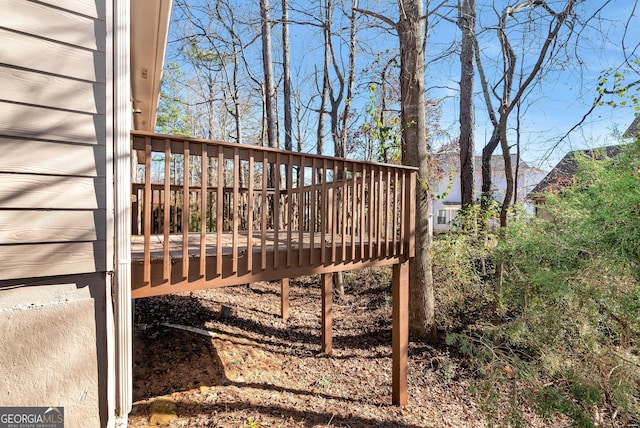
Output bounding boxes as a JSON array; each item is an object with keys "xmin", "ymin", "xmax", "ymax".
[{"xmin": 127, "ymin": 268, "xmax": 550, "ymax": 427}]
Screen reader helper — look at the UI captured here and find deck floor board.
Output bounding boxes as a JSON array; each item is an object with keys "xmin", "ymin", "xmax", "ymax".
[{"xmin": 131, "ymin": 231, "xmax": 363, "ymax": 259}]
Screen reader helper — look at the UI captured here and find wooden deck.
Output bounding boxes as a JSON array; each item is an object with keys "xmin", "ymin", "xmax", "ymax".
[
  {"xmin": 130, "ymin": 131, "xmax": 416, "ymax": 299},
  {"xmin": 131, "ymin": 231, "xmax": 402, "ymax": 295},
  {"xmin": 130, "ymin": 131, "xmax": 417, "ymax": 405}
]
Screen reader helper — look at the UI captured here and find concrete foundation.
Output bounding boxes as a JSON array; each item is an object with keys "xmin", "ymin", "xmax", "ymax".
[{"xmin": 0, "ymin": 274, "xmax": 110, "ymax": 428}]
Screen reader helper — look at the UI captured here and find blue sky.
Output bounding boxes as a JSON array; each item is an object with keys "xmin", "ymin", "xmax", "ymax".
[
  {"xmin": 421, "ymin": 0, "xmax": 640, "ymax": 170},
  {"xmin": 166, "ymin": 0, "xmax": 639, "ymax": 171}
]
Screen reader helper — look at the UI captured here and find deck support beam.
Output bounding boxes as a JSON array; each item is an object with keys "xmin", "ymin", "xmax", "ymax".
[
  {"xmin": 280, "ymin": 278, "xmax": 289, "ymax": 320},
  {"xmin": 321, "ymin": 273, "xmax": 332, "ymax": 354},
  {"xmin": 392, "ymin": 260, "xmax": 409, "ymax": 406}
]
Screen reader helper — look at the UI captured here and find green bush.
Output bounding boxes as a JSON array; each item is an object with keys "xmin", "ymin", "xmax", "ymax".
[
  {"xmin": 432, "ymin": 203, "xmax": 499, "ymax": 332},
  {"xmin": 445, "ymin": 141, "xmax": 640, "ymax": 427}
]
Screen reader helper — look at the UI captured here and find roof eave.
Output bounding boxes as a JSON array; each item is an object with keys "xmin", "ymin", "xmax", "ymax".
[{"xmin": 130, "ymin": 0, "xmax": 173, "ymax": 132}]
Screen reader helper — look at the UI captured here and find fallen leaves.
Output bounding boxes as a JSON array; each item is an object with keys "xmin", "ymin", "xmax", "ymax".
[{"xmin": 128, "ymin": 269, "xmax": 548, "ymax": 427}]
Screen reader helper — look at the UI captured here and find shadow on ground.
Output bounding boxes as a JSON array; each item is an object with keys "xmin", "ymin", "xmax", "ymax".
[
  {"xmin": 130, "ymin": 284, "xmax": 427, "ymax": 428},
  {"xmin": 132, "ymin": 294, "xmax": 226, "ymax": 400}
]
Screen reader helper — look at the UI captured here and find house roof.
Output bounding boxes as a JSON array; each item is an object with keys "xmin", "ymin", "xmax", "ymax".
[
  {"xmin": 131, "ymin": 0, "xmax": 173, "ymax": 131},
  {"xmin": 434, "ymin": 153, "xmax": 534, "ymax": 172},
  {"xmin": 531, "ymin": 145, "xmax": 624, "ymax": 195},
  {"xmin": 623, "ymin": 116, "xmax": 640, "ymax": 139},
  {"xmin": 481, "ymin": 154, "xmax": 532, "ymax": 171}
]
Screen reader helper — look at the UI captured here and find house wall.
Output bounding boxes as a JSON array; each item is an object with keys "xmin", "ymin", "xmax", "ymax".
[
  {"xmin": 0, "ymin": 0, "xmax": 112, "ymax": 426},
  {"xmin": 431, "ymin": 155, "xmax": 547, "ymax": 233}
]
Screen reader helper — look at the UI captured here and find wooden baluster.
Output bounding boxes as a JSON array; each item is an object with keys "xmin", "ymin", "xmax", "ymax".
[
  {"xmin": 393, "ymin": 170, "xmax": 399, "ymax": 255},
  {"xmin": 272, "ymin": 153, "xmax": 278, "ymax": 269},
  {"xmin": 200, "ymin": 144, "xmax": 208, "ymax": 277},
  {"xmin": 163, "ymin": 139, "xmax": 171, "ymax": 282},
  {"xmin": 182, "ymin": 141, "xmax": 191, "ymax": 279},
  {"xmin": 259, "ymin": 153, "xmax": 267, "ymax": 270},
  {"xmin": 377, "ymin": 166, "xmax": 384, "ymax": 257},
  {"xmin": 310, "ymin": 157, "xmax": 316, "ymax": 265},
  {"xmin": 286, "ymin": 154, "xmax": 293, "ymax": 268},
  {"xmin": 182, "ymin": 141, "xmax": 190, "ymax": 279},
  {"xmin": 351, "ymin": 165, "xmax": 357, "ymax": 261},
  {"xmin": 232, "ymin": 147, "xmax": 239, "ymax": 273},
  {"xmin": 369, "ymin": 165, "xmax": 376, "ymax": 259},
  {"xmin": 341, "ymin": 161, "xmax": 348, "ymax": 263},
  {"xmin": 407, "ymin": 171, "xmax": 416, "ymax": 258},
  {"xmin": 399, "ymin": 172, "xmax": 406, "ymax": 257},
  {"xmin": 320, "ymin": 159, "xmax": 328, "ymax": 265},
  {"xmin": 329, "ymin": 160, "xmax": 340, "ymax": 264},
  {"xmin": 143, "ymin": 137, "xmax": 152, "ymax": 284},
  {"xmin": 360, "ymin": 165, "xmax": 366, "ymax": 259},
  {"xmin": 298, "ymin": 156, "xmax": 305, "ymax": 266},
  {"xmin": 247, "ymin": 150, "xmax": 254, "ymax": 273},
  {"xmin": 385, "ymin": 169, "xmax": 391, "ymax": 257},
  {"xmin": 216, "ymin": 148, "xmax": 223, "ymax": 275}
]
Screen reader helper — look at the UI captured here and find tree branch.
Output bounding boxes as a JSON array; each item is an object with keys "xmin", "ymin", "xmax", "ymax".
[{"xmin": 354, "ymin": 7, "xmax": 397, "ymax": 29}]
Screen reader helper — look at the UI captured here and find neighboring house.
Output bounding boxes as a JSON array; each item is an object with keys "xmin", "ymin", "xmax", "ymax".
[
  {"xmin": 431, "ymin": 154, "xmax": 547, "ymax": 233},
  {"xmin": 528, "ymin": 117, "xmax": 637, "ymax": 207},
  {"xmin": 530, "ymin": 145, "xmax": 623, "ymax": 195},
  {"xmin": 528, "ymin": 145, "xmax": 624, "ymax": 216},
  {"xmin": 0, "ymin": 1, "xmax": 172, "ymax": 427},
  {"xmin": 623, "ymin": 115, "xmax": 640, "ymax": 139}
]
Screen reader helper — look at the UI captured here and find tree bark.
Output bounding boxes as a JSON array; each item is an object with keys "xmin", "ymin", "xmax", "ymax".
[
  {"xmin": 316, "ymin": 0, "xmax": 330, "ymax": 156},
  {"xmin": 260, "ymin": 0, "xmax": 278, "ymax": 150},
  {"xmin": 458, "ymin": 0, "xmax": 476, "ymax": 207},
  {"xmin": 340, "ymin": 0, "xmax": 358, "ymax": 156},
  {"xmin": 480, "ymin": 127, "xmax": 499, "ymax": 209},
  {"xmin": 397, "ymin": 0, "xmax": 435, "ymax": 340},
  {"xmin": 282, "ymin": 0, "xmax": 293, "ymax": 152}
]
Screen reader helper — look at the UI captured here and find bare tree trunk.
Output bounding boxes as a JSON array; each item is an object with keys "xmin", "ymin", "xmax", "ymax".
[
  {"xmin": 282, "ymin": 0, "xmax": 293, "ymax": 152},
  {"xmin": 398, "ymin": 0, "xmax": 435, "ymax": 340},
  {"xmin": 316, "ymin": 1, "xmax": 330, "ymax": 157},
  {"xmin": 260, "ymin": 0, "xmax": 278, "ymax": 150},
  {"xmin": 260, "ymin": 0, "xmax": 278, "ymax": 192},
  {"xmin": 232, "ymin": 52, "xmax": 243, "ymax": 145},
  {"xmin": 473, "ymin": 27, "xmax": 499, "ymax": 211},
  {"xmin": 378, "ymin": 58, "xmax": 396, "ymax": 163},
  {"xmin": 334, "ymin": 0, "xmax": 359, "ymax": 299},
  {"xmin": 498, "ymin": 119, "xmax": 513, "ymax": 228},
  {"xmin": 339, "ymin": 0, "xmax": 358, "ymax": 155},
  {"xmin": 481, "ymin": 128, "xmax": 499, "ymax": 208},
  {"xmin": 514, "ymin": 99, "xmax": 523, "ymax": 206},
  {"xmin": 321, "ymin": 0, "xmax": 347, "ymax": 298},
  {"xmin": 458, "ymin": 0, "xmax": 476, "ymax": 207}
]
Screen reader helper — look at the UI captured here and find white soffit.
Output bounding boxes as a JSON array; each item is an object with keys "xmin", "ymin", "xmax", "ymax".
[{"xmin": 130, "ymin": 0, "xmax": 172, "ymax": 131}]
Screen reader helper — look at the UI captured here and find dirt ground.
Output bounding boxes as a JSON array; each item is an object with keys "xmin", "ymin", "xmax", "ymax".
[{"xmin": 127, "ymin": 268, "xmax": 546, "ymax": 427}]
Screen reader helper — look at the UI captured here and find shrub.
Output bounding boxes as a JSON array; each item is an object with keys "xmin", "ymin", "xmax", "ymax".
[
  {"xmin": 447, "ymin": 141, "xmax": 640, "ymax": 427},
  {"xmin": 432, "ymin": 203, "xmax": 499, "ymax": 332}
]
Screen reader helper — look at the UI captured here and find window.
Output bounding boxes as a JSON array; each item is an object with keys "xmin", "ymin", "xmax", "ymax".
[{"xmin": 437, "ymin": 209, "xmax": 447, "ymax": 225}]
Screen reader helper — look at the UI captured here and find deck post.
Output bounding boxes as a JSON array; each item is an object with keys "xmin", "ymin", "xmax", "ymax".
[
  {"xmin": 321, "ymin": 272, "xmax": 333, "ymax": 354},
  {"xmin": 281, "ymin": 278, "xmax": 289, "ymax": 320},
  {"xmin": 392, "ymin": 260, "xmax": 409, "ymax": 406}
]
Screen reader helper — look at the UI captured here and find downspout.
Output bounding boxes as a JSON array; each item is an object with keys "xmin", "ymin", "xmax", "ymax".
[{"xmin": 113, "ymin": 0, "xmax": 132, "ymax": 419}]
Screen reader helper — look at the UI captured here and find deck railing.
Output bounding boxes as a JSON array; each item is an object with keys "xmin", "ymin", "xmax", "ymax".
[
  {"xmin": 130, "ymin": 130, "xmax": 416, "ymax": 406},
  {"xmin": 130, "ymin": 131, "xmax": 416, "ymax": 297}
]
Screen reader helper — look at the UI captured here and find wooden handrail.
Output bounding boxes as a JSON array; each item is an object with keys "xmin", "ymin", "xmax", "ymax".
[{"xmin": 130, "ymin": 131, "xmax": 417, "ymax": 296}]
